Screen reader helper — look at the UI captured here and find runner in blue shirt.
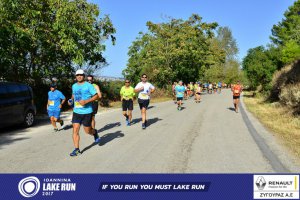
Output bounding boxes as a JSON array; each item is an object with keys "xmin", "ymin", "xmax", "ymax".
[
  {"xmin": 175, "ymin": 81, "xmax": 186, "ymax": 111},
  {"xmin": 68, "ymin": 69, "xmax": 100, "ymax": 157},
  {"xmin": 47, "ymin": 84, "xmax": 66, "ymax": 132}
]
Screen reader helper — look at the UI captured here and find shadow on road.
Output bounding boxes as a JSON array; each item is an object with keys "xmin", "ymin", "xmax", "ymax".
[
  {"xmin": 131, "ymin": 118, "xmax": 142, "ymax": 125},
  {"xmin": 98, "ymin": 122, "xmax": 121, "ymax": 133},
  {"xmin": 147, "ymin": 105, "xmax": 155, "ymax": 110},
  {"xmin": 99, "ymin": 131, "xmax": 124, "ymax": 146},
  {"xmin": 146, "ymin": 117, "xmax": 163, "ymax": 127},
  {"xmin": 227, "ymin": 107, "xmax": 236, "ymax": 112},
  {"xmin": 81, "ymin": 131, "xmax": 124, "ymax": 154}
]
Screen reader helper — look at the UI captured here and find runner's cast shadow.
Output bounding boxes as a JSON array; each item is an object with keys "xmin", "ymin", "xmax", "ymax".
[
  {"xmin": 62, "ymin": 124, "xmax": 72, "ymax": 131},
  {"xmin": 147, "ymin": 106, "xmax": 155, "ymax": 110},
  {"xmin": 146, "ymin": 117, "xmax": 163, "ymax": 127},
  {"xmin": 131, "ymin": 118, "xmax": 142, "ymax": 125},
  {"xmin": 80, "ymin": 131, "xmax": 124, "ymax": 153},
  {"xmin": 179, "ymin": 107, "xmax": 186, "ymax": 111},
  {"xmin": 227, "ymin": 107, "xmax": 236, "ymax": 112},
  {"xmin": 98, "ymin": 131, "xmax": 124, "ymax": 146},
  {"xmin": 98, "ymin": 122, "xmax": 121, "ymax": 133}
]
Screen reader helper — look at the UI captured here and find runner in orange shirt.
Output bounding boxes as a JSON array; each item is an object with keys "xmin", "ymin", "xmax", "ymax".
[{"xmin": 231, "ymin": 80, "xmax": 243, "ymax": 113}]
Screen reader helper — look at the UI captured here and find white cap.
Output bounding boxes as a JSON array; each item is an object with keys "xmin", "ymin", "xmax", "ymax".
[{"xmin": 75, "ymin": 69, "xmax": 85, "ymax": 75}]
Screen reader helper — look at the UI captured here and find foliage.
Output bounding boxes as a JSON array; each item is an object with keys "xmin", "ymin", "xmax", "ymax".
[
  {"xmin": 0, "ymin": 0, "xmax": 116, "ymax": 84},
  {"xmin": 123, "ymin": 14, "xmax": 224, "ymax": 87},
  {"xmin": 242, "ymin": 46, "xmax": 277, "ymax": 90}
]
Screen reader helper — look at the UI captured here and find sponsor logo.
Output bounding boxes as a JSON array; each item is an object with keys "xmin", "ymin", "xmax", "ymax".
[
  {"xmin": 18, "ymin": 176, "xmax": 40, "ymax": 198},
  {"xmin": 256, "ymin": 176, "xmax": 267, "ymax": 190},
  {"xmin": 253, "ymin": 175, "xmax": 299, "ymax": 199},
  {"xmin": 18, "ymin": 177, "xmax": 77, "ymax": 197}
]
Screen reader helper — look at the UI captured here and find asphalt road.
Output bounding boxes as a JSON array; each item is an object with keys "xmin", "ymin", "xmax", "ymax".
[{"xmin": 0, "ymin": 89, "xmax": 299, "ymax": 173}]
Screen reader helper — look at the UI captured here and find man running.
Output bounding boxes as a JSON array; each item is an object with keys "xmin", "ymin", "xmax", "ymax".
[
  {"xmin": 172, "ymin": 81, "xmax": 177, "ymax": 103},
  {"xmin": 195, "ymin": 83, "xmax": 202, "ymax": 103},
  {"xmin": 175, "ymin": 81, "xmax": 185, "ymax": 110},
  {"xmin": 231, "ymin": 80, "xmax": 243, "ymax": 113},
  {"xmin": 134, "ymin": 74, "xmax": 155, "ymax": 129},
  {"xmin": 87, "ymin": 75, "xmax": 102, "ymax": 130},
  {"xmin": 47, "ymin": 83, "xmax": 66, "ymax": 132},
  {"xmin": 120, "ymin": 79, "xmax": 135, "ymax": 126},
  {"xmin": 68, "ymin": 69, "xmax": 100, "ymax": 156}
]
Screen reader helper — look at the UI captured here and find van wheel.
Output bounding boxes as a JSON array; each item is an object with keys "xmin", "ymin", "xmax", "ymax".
[{"xmin": 24, "ymin": 110, "xmax": 35, "ymax": 127}]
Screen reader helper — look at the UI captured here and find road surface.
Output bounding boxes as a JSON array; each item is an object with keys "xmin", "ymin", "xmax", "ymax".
[{"xmin": 0, "ymin": 89, "xmax": 299, "ymax": 173}]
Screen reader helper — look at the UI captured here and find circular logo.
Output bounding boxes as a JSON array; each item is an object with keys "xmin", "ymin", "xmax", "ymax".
[{"xmin": 18, "ymin": 176, "xmax": 40, "ymax": 198}]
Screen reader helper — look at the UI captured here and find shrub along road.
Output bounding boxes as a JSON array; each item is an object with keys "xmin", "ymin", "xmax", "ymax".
[{"xmin": 0, "ymin": 90, "xmax": 298, "ymax": 173}]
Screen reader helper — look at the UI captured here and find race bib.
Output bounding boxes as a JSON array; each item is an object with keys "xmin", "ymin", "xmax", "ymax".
[
  {"xmin": 75, "ymin": 101, "xmax": 83, "ymax": 108},
  {"xmin": 140, "ymin": 93, "xmax": 149, "ymax": 100},
  {"xmin": 49, "ymin": 101, "xmax": 54, "ymax": 106},
  {"xmin": 234, "ymin": 90, "xmax": 239, "ymax": 94}
]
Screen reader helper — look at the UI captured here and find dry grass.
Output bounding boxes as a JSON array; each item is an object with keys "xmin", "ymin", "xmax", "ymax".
[{"xmin": 243, "ymin": 91, "xmax": 300, "ymax": 157}]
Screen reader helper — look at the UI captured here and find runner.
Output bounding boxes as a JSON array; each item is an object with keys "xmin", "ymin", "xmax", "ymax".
[
  {"xmin": 47, "ymin": 83, "xmax": 66, "ymax": 132},
  {"xmin": 134, "ymin": 74, "xmax": 155, "ymax": 129},
  {"xmin": 120, "ymin": 79, "xmax": 135, "ymax": 126},
  {"xmin": 174, "ymin": 81, "xmax": 185, "ymax": 110},
  {"xmin": 231, "ymin": 80, "xmax": 243, "ymax": 113},
  {"xmin": 218, "ymin": 81, "xmax": 222, "ymax": 94},
  {"xmin": 195, "ymin": 83, "xmax": 202, "ymax": 103},
  {"xmin": 87, "ymin": 75, "xmax": 102, "ymax": 131},
  {"xmin": 208, "ymin": 82, "xmax": 213, "ymax": 94},
  {"xmin": 68, "ymin": 69, "xmax": 100, "ymax": 156}
]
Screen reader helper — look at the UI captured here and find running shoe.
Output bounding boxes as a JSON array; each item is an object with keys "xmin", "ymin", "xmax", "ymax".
[
  {"xmin": 94, "ymin": 130, "xmax": 101, "ymax": 143},
  {"xmin": 142, "ymin": 123, "xmax": 146, "ymax": 129},
  {"xmin": 126, "ymin": 120, "xmax": 131, "ymax": 126},
  {"xmin": 54, "ymin": 128, "xmax": 59, "ymax": 132},
  {"xmin": 70, "ymin": 149, "xmax": 81, "ymax": 156}
]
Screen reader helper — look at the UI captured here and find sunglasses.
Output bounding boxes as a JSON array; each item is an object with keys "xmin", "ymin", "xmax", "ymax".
[
  {"xmin": 142, "ymin": 77, "xmax": 147, "ymax": 78},
  {"xmin": 76, "ymin": 74, "xmax": 84, "ymax": 76},
  {"xmin": 125, "ymin": 82, "xmax": 130, "ymax": 83}
]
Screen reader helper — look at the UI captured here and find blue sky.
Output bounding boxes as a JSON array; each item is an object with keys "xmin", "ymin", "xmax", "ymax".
[{"xmin": 90, "ymin": 0, "xmax": 296, "ymax": 77}]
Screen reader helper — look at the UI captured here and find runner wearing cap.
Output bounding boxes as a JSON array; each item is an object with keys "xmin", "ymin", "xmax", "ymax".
[
  {"xmin": 134, "ymin": 74, "xmax": 155, "ymax": 129},
  {"xmin": 68, "ymin": 69, "xmax": 101, "ymax": 157},
  {"xmin": 47, "ymin": 84, "xmax": 66, "ymax": 132}
]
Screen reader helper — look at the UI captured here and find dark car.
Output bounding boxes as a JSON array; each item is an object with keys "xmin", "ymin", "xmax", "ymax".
[{"xmin": 0, "ymin": 82, "xmax": 36, "ymax": 128}]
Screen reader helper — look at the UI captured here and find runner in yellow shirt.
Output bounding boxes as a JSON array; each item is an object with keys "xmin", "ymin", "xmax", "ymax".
[{"xmin": 120, "ymin": 80, "xmax": 135, "ymax": 126}]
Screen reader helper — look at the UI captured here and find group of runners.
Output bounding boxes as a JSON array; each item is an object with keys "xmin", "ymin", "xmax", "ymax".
[
  {"xmin": 172, "ymin": 80, "xmax": 243, "ymax": 112},
  {"xmin": 46, "ymin": 69, "xmax": 242, "ymax": 157},
  {"xmin": 46, "ymin": 70, "xmax": 155, "ymax": 156}
]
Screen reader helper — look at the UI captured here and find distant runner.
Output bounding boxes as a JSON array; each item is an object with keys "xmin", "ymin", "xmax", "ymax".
[
  {"xmin": 175, "ymin": 81, "xmax": 185, "ymax": 110},
  {"xmin": 231, "ymin": 80, "xmax": 243, "ymax": 113},
  {"xmin": 47, "ymin": 83, "xmax": 66, "ymax": 132},
  {"xmin": 120, "ymin": 79, "xmax": 135, "ymax": 126},
  {"xmin": 134, "ymin": 74, "xmax": 155, "ymax": 129},
  {"xmin": 68, "ymin": 69, "xmax": 100, "ymax": 157},
  {"xmin": 195, "ymin": 83, "xmax": 202, "ymax": 103}
]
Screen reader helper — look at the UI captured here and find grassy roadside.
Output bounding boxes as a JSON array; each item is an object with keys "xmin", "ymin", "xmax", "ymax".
[{"xmin": 243, "ymin": 91, "xmax": 300, "ymax": 157}]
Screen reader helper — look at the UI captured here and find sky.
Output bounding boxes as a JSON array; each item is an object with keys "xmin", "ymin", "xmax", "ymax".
[{"xmin": 90, "ymin": 0, "xmax": 296, "ymax": 77}]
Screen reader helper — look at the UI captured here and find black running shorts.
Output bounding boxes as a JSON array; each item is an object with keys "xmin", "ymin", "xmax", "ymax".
[
  {"xmin": 122, "ymin": 99, "xmax": 133, "ymax": 111},
  {"xmin": 233, "ymin": 96, "xmax": 240, "ymax": 99},
  {"xmin": 138, "ymin": 98, "xmax": 150, "ymax": 110},
  {"xmin": 92, "ymin": 101, "xmax": 99, "ymax": 116},
  {"xmin": 72, "ymin": 112, "xmax": 93, "ymax": 127}
]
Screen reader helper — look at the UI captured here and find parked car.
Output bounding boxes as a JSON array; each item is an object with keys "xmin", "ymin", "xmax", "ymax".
[{"xmin": 0, "ymin": 82, "xmax": 36, "ymax": 128}]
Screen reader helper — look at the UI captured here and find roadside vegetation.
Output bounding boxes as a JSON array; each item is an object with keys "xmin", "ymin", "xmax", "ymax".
[{"xmin": 243, "ymin": 1, "xmax": 300, "ymax": 156}]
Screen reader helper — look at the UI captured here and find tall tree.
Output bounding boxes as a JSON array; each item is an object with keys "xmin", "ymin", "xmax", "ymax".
[{"xmin": 0, "ymin": 0, "xmax": 116, "ymax": 83}]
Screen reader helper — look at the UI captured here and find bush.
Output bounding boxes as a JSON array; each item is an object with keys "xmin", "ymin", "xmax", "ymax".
[{"xmin": 279, "ymin": 83, "xmax": 300, "ymax": 112}]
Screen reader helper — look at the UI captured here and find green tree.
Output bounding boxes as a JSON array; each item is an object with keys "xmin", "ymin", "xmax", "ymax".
[{"xmin": 0, "ymin": 0, "xmax": 116, "ymax": 83}]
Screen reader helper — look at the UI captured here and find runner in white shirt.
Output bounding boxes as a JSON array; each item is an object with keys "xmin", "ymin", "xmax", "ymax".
[{"xmin": 134, "ymin": 74, "xmax": 155, "ymax": 129}]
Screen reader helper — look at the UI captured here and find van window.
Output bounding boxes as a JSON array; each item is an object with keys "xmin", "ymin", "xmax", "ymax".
[
  {"xmin": 0, "ymin": 85, "xmax": 9, "ymax": 99},
  {"xmin": 19, "ymin": 85, "xmax": 30, "ymax": 97},
  {"xmin": 6, "ymin": 84, "xmax": 22, "ymax": 98}
]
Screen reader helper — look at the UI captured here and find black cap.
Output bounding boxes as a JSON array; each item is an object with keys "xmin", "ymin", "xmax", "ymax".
[{"xmin": 50, "ymin": 83, "xmax": 57, "ymax": 88}]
